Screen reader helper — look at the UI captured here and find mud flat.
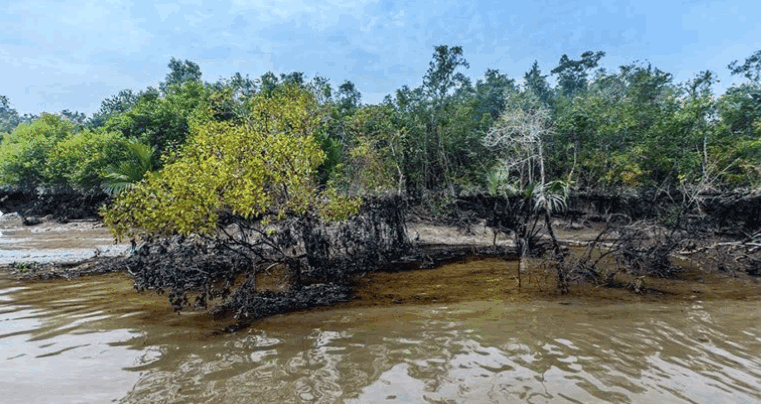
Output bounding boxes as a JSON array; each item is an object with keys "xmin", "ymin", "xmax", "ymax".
[{"xmin": 0, "ymin": 213, "xmax": 130, "ymax": 273}]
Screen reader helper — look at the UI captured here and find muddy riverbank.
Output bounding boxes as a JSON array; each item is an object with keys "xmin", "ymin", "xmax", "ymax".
[
  {"xmin": 3, "ymin": 189, "xmax": 761, "ymax": 328},
  {"xmin": 3, "ymin": 214, "xmax": 760, "ymax": 310}
]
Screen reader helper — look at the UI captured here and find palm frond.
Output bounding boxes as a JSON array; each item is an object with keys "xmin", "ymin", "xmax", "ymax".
[{"xmin": 102, "ymin": 140, "xmax": 155, "ymax": 196}]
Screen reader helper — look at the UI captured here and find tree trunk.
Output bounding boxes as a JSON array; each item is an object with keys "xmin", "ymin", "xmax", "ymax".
[{"xmin": 544, "ymin": 210, "xmax": 568, "ymax": 294}]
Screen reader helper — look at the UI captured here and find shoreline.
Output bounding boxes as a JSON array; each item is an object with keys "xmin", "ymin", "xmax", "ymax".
[
  {"xmin": 4, "ymin": 217, "xmax": 760, "ymax": 301},
  {"xmin": 3, "ymin": 192, "xmax": 761, "ymax": 328}
]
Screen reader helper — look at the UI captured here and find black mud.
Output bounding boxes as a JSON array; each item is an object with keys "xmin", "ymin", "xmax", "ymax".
[{"xmin": 0, "ymin": 186, "xmax": 109, "ymax": 223}]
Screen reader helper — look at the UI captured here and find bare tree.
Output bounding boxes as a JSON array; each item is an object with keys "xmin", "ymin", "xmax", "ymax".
[{"xmin": 483, "ymin": 104, "xmax": 570, "ymax": 292}]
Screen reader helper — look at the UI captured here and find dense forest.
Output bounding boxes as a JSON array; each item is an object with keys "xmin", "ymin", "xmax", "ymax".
[
  {"xmin": 2, "ymin": 47, "xmax": 760, "ymax": 199},
  {"xmin": 3, "ymin": 46, "xmax": 761, "ymax": 318}
]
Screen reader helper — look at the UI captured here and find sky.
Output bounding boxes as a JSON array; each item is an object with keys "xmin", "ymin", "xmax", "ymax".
[{"xmin": 2, "ymin": 0, "xmax": 760, "ymax": 116}]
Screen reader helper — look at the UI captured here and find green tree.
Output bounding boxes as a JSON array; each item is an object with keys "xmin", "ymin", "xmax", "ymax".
[
  {"xmin": 523, "ymin": 61, "xmax": 554, "ymax": 107},
  {"xmin": 338, "ymin": 105, "xmax": 405, "ymax": 193},
  {"xmin": 88, "ymin": 89, "xmax": 143, "ymax": 129},
  {"xmin": 160, "ymin": 58, "xmax": 202, "ymax": 94},
  {"xmin": 59, "ymin": 109, "xmax": 87, "ymax": 130},
  {"xmin": 0, "ymin": 113, "xmax": 76, "ymax": 185},
  {"xmin": 419, "ymin": 45, "xmax": 471, "ymax": 191},
  {"xmin": 551, "ymin": 51, "xmax": 605, "ymax": 97},
  {"xmin": 0, "ymin": 95, "xmax": 20, "ymax": 134},
  {"xmin": 46, "ymin": 130, "xmax": 128, "ymax": 188},
  {"xmin": 728, "ymin": 49, "xmax": 761, "ymax": 83},
  {"xmin": 102, "ymin": 82, "xmax": 209, "ymax": 165},
  {"xmin": 337, "ymin": 80, "xmax": 362, "ymax": 114},
  {"xmin": 103, "ymin": 84, "xmax": 360, "ymax": 242},
  {"xmin": 423, "ymin": 45, "xmax": 470, "ymax": 104}
]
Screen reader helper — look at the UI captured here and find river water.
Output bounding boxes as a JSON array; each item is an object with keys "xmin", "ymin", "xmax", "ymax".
[{"xmin": 2, "ymin": 269, "xmax": 761, "ymax": 404}]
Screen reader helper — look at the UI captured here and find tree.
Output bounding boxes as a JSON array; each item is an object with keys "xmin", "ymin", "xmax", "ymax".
[
  {"xmin": 88, "ymin": 89, "xmax": 142, "ymax": 129},
  {"xmin": 483, "ymin": 106, "xmax": 555, "ymax": 189},
  {"xmin": 0, "ymin": 95, "xmax": 20, "ymax": 133},
  {"xmin": 59, "ymin": 109, "xmax": 87, "ymax": 130},
  {"xmin": 423, "ymin": 45, "xmax": 470, "ymax": 104},
  {"xmin": 337, "ymin": 80, "xmax": 362, "ymax": 114},
  {"xmin": 473, "ymin": 69, "xmax": 515, "ymax": 123},
  {"xmin": 102, "ymin": 84, "xmax": 369, "ymax": 318},
  {"xmin": 0, "ymin": 113, "xmax": 76, "ymax": 185},
  {"xmin": 728, "ymin": 49, "xmax": 761, "ymax": 83},
  {"xmin": 103, "ymin": 84, "xmax": 360, "ymax": 241},
  {"xmin": 46, "ymin": 130, "xmax": 128, "ymax": 189},
  {"xmin": 684, "ymin": 70, "xmax": 718, "ymax": 98},
  {"xmin": 420, "ymin": 45, "xmax": 471, "ymax": 192},
  {"xmin": 524, "ymin": 61, "xmax": 554, "ymax": 107},
  {"xmin": 101, "ymin": 82, "xmax": 208, "ymax": 165},
  {"xmin": 259, "ymin": 72, "xmax": 280, "ymax": 97},
  {"xmin": 551, "ymin": 51, "xmax": 606, "ymax": 97},
  {"xmin": 483, "ymin": 104, "xmax": 569, "ymax": 292},
  {"xmin": 159, "ymin": 58, "xmax": 202, "ymax": 94},
  {"xmin": 309, "ymin": 75, "xmax": 333, "ymax": 105},
  {"xmin": 339, "ymin": 105, "xmax": 405, "ymax": 193}
]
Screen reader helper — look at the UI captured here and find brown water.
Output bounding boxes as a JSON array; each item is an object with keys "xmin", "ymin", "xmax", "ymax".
[{"xmin": 2, "ymin": 269, "xmax": 761, "ymax": 404}]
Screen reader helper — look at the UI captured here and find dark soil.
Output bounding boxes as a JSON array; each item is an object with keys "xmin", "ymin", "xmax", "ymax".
[{"xmin": 0, "ymin": 186, "xmax": 109, "ymax": 223}]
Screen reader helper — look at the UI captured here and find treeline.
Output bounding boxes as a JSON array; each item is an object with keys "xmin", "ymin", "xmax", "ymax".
[{"xmin": 1, "ymin": 47, "xmax": 760, "ymax": 199}]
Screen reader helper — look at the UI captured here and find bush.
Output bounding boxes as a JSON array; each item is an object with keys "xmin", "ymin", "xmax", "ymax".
[
  {"xmin": 46, "ymin": 130, "xmax": 128, "ymax": 188},
  {"xmin": 0, "ymin": 114, "xmax": 75, "ymax": 185}
]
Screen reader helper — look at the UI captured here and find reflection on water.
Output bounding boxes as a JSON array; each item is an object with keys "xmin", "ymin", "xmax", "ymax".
[{"xmin": 2, "ymin": 268, "xmax": 761, "ymax": 404}]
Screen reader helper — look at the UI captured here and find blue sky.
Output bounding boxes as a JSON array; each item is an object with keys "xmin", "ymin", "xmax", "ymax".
[{"xmin": 2, "ymin": 0, "xmax": 759, "ymax": 116}]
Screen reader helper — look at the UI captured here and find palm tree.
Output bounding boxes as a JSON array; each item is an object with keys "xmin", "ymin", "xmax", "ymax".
[{"xmin": 102, "ymin": 140, "xmax": 155, "ymax": 196}]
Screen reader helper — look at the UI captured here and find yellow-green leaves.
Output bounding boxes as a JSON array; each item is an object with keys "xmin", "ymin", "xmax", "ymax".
[{"xmin": 103, "ymin": 86, "xmax": 362, "ymax": 242}]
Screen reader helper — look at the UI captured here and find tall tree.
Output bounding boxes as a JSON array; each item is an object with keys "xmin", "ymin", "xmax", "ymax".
[
  {"xmin": 160, "ymin": 58, "xmax": 203, "ymax": 94},
  {"xmin": 423, "ymin": 45, "xmax": 470, "ymax": 105},
  {"xmin": 309, "ymin": 75, "xmax": 333, "ymax": 104},
  {"xmin": 89, "ymin": 89, "xmax": 145, "ymax": 129},
  {"xmin": 337, "ymin": 80, "xmax": 362, "ymax": 114},
  {"xmin": 728, "ymin": 49, "xmax": 761, "ymax": 84},
  {"xmin": 474, "ymin": 69, "xmax": 515, "ymax": 121},
  {"xmin": 523, "ymin": 61, "xmax": 554, "ymax": 107},
  {"xmin": 59, "ymin": 109, "xmax": 87, "ymax": 129},
  {"xmin": 0, "ymin": 95, "xmax": 20, "ymax": 133},
  {"xmin": 551, "ymin": 51, "xmax": 606, "ymax": 96}
]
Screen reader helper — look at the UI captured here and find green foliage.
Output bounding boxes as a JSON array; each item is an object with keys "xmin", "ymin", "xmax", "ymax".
[
  {"xmin": 88, "ymin": 89, "xmax": 142, "ymax": 129},
  {"xmin": 524, "ymin": 62, "xmax": 554, "ymax": 108},
  {"xmin": 101, "ymin": 140, "xmax": 155, "ymax": 196},
  {"xmin": 103, "ymin": 85, "xmax": 361, "ymax": 241},
  {"xmin": 8, "ymin": 48, "xmax": 761, "ymax": 201},
  {"xmin": 0, "ymin": 114, "xmax": 76, "ymax": 185},
  {"xmin": 337, "ymin": 105, "xmax": 405, "ymax": 192},
  {"xmin": 160, "ymin": 58, "xmax": 202, "ymax": 94},
  {"xmin": 46, "ymin": 130, "xmax": 128, "ymax": 188},
  {"xmin": 337, "ymin": 81, "xmax": 362, "ymax": 114},
  {"xmin": 551, "ymin": 62, "xmax": 682, "ymax": 189},
  {"xmin": 551, "ymin": 51, "xmax": 605, "ymax": 96},
  {"xmin": 11, "ymin": 261, "xmax": 41, "ymax": 272},
  {"xmin": 423, "ymin": 45, "xmax": 470, "ymax": 102},
  {"xmin": 728, "ymin": 49, "xmax": 761, "ymax": 83},
  {"xmin": 314, "ymin": 132, "xmax": 343, "ymax": 185},
  {"xmin": 102, "ymin": 82, "xmax": 207, "ymax": 164},
  {"xmin": 0, "ymin": 95, "xmax": 20, "ymax": 133}
]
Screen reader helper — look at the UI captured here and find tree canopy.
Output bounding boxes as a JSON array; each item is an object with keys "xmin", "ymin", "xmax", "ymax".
[{"xmin": 103, "ymin": 85, "xmax": 361, "ymax": 241}]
